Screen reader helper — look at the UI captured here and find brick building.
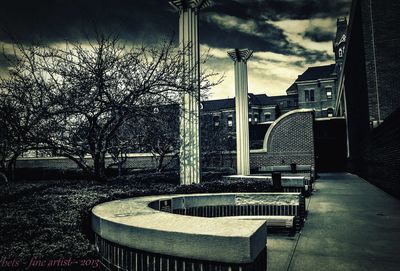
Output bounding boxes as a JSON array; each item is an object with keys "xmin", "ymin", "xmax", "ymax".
[
  {"xmin": 201, "ymin": 93, "xmax": 280, "ymax": 128},
  {"xmin": 200, "ymin": 93, "xmax": 280, "ymax": 150},
  {"xmin": 285, "ymin": 18, "xmax": 348, "ymax": 118},
  {"xmin": 335, "ymin": 0, "xmax": 400, "ymax": 197},
  {"xmin": 199, "ymin": 18, "xmax": 349, "ymax": 151}
]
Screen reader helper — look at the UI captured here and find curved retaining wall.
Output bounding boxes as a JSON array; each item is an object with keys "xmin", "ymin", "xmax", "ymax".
[{"xmin": 92, "ymin": 192, "xmax": 304, "ymax": 268}]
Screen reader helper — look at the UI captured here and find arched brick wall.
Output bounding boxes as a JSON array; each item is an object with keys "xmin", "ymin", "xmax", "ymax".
[{"xmin": 249, "ymin": 109, "xmax": 315, "ymax": 169}]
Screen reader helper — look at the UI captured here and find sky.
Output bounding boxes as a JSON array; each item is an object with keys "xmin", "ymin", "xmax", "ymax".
[{"xmin": 0, "ymin": 0, "xmax": 352, "ymax": 100}]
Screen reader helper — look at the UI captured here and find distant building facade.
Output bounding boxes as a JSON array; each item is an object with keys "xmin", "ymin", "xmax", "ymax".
[
  {"xmin": 285, "ymin": 18, "xmax": 348, "ymax": 118},
  {"xmin": 201, "ymin": 93, "xmax": 279, "ymax": 128},
  {"xmin": 199, "ymin": 18, "xmax": 348, "ymax": 148},
  {"xmin": 200, "ymin": 94, "xmax": 279, "ymax": 150}
]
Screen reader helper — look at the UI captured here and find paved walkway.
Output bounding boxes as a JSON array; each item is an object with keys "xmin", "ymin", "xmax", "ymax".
[{"xmin": 267, "ymin": 172, "xmax": 400, "ymax": 271}]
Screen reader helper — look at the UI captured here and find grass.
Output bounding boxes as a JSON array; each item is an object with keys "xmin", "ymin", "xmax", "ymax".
[{"xmin": 0, "ymin": 170, "xmax": 277, "ymax": 269}]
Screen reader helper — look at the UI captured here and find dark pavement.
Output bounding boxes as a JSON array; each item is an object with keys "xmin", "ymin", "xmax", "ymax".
[{"xmin": 267, "ymin": 172, "xmax": 400, "ymax": 271}]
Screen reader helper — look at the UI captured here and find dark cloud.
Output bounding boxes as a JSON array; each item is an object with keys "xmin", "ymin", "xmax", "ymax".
[
  {"xmin": 0, "ymin": 0, "xmax": 301, "ymax": 54},
  {"xmin": 209, "ymin": 0, "xmax": 351, "ymax": 21},
  {"xmin": 0, "ymin": 52, "xmax": 18, "ymax": 75},
  {"xmin": 0, "ymin": 54, "xmax": 10, "ymax": 70},
  {"xmin": 0, "ymin": 0, "xmax": 177, "ymax": 43},
  {"xmin": 199, "ymin": 19, "xmax": 292, "ymax": 54},
  {"xmin": 0, "ymin": 0, "xmax": 351, "ymax": 86},
  {"xmin": 304, "ymin": 27, "xmax": 335, "ymax": 42},
  {"xmin": 0, "ymin": 0, "xmax": 351, "ymax": 43},
  {"xmin": 291, "ymin": 42, "xmax": 334, "ymax": 64}
]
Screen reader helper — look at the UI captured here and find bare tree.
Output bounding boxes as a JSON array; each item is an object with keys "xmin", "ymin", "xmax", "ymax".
[
  {"xmin": 0, "ymin": 53, "xmax": 53, "ymax": 181},
  {"xmin": 200, "ymin": 114, "xmax": 235, "ymax": 168},
  {"xmin": 0, "ymin": 33, "xmax": 220, "ymax": 181},
  {"xmin": 135, "ymin": 105, "xmax": 180, "ymax": 172}
]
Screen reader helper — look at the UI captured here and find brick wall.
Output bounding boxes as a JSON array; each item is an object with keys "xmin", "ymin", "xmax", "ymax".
[
  {"xmin": 360, "ymin": 0, "xmax": 400, "ymax": 122},
  {"xmin": 16, "ymin": 110, "xmax": 316, "ymax": 174},
  {"xmin": 261, "ymin": 109, "xmax": 315, "ymax": 167},
  {"xmin": 16, "ymin": 153, "xmax": 179, "ymax": 171},
  {"xmin": 351, "ymin": 108, "xmax": 400, "ymax": 198},
  {"xmin": 205, "ymin": 110, "xmax": 315, "ymax": 171}
]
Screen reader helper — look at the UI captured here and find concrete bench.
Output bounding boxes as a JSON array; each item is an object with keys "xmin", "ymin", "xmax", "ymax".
[
  {"xmin": 259, "ymin": 164, "xmax": 315, "ymax": 190},
  {"xmin": 260, "ymin": 164, "xmax": 314, "ymax": 175},
  {"xmin": 92, "ymin": 192, "xmax": 305, "ymax": 267},
  {"xmin": 223, "ymin": 174, "xmax": 309, "ymax": 195}
]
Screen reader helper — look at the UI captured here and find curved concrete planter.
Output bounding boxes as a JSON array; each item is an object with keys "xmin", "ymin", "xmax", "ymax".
[{"xmin": 92, "ymin": 192, "xmax": 303, "ymax": 266}]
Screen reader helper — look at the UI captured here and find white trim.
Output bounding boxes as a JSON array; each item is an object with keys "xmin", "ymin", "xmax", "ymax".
[
  {"xmin": 315, "ymin": 117, "xmax": 345, "ymax": 121},
  {"xmin": 296, "ymin": 78, "xmax": 336, "ymax": 85}
]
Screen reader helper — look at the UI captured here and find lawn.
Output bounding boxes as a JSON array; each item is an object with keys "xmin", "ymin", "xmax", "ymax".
[{"xmin": 0, "ymin": 170, "xmax": 275, "ymax": 270}]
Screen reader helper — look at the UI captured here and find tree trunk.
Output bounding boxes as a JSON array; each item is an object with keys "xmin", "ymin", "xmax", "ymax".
[
  {"xmin": 5, "ymin": 155, "xmax": 18, "ymax": 182},
  {"xmin": 118, "ymin": 161, "xmax": 122, "ymax": 177},
  {"xmin": 0, "ymin": 161, "xmax": 7, "ymax": 183},
  {"xmin": 93, "ymin": 152, "xmax": 107, "ymax": 182},
  {"xmin": 0, "ymin": 172, "xmax": 8, "ymax": 183},
  {"xmin": 157, "ymin": 153, "xmax": 165, "ymax": 172}
]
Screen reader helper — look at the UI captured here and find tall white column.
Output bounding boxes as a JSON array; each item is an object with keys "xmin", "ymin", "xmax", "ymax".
[
  {"xmin": 169, "ymin": 0, "xmax": 210, "ymax": 185},
  {"xmin": 228, "ymin": 49, "xmax": 253, "ymax": 175}
]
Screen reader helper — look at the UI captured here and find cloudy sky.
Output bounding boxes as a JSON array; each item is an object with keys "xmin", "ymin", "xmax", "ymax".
[{"xmin": 0, "ymin": 0, "xmax": 351, "ymax": 99}]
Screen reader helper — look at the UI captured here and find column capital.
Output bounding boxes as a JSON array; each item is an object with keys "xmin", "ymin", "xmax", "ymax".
[
  {"xmin": 227, "ymin": 48, "xmax": 253, "ymax": 62},
  {"xmin": 169, "ymin": 0, "xmax": 210, "ymax": 11}
]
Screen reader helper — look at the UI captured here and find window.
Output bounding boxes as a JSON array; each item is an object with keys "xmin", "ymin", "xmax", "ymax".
[
  {"xmin": 213, "ymin": 116, "xmax": 220, "ymax": 127},
  {"xmin": 326, "ymin": 88, "xmax": 332, "ymax": 99},
  {"xmin": 264, "ymin": 113, "xmax": 271, "ymax": 120},
  {"xmin": 305, "ymin": 89, "xmax": 315, "ymax": 102},
  {"xmin": 227, "ymin": 116, "xmax": 233, "ymax": 127},
  {"xmin": 327, "ymin": 108, "xmax": 334, "ymax": 117},
  {"xmin": 310, "ymin": 89, "xmax": 315, "ymax": 101}
]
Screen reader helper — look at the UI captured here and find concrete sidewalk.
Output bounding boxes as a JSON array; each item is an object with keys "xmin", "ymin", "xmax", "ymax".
[{"xmin": 267, "ymin": 172, "xmax": 400, "ymax": 271}]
